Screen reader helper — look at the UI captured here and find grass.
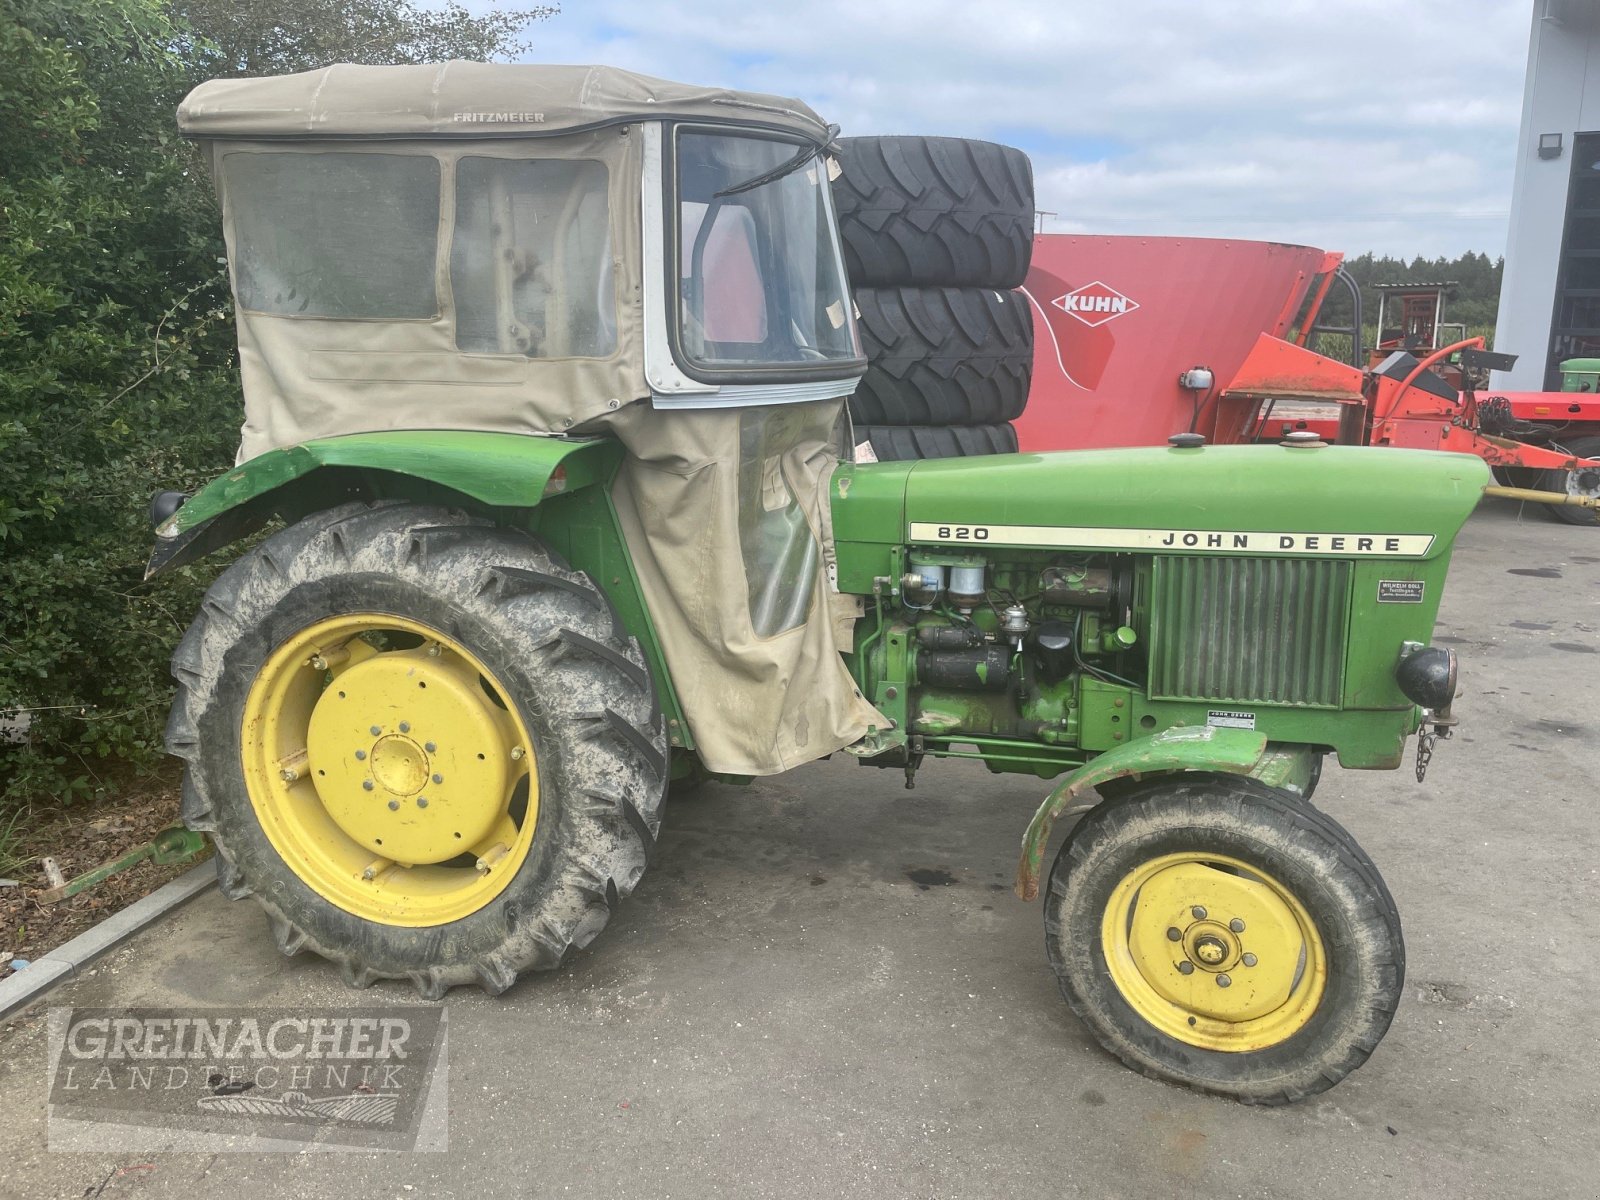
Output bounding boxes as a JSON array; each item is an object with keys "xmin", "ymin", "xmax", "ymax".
[{"xmin": 0, "ymin": 807, "xmax": 31, "ymax": 879}]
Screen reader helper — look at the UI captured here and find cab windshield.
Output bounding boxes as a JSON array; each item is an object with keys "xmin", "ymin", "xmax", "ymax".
[{"xmin": 673, "ymin": 128, "xmax": 861, "ymax": 379}]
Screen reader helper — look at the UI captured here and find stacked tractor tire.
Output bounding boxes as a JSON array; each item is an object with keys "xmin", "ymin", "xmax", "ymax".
[{"xmin": 831, "ymin": 136, "xmax": 1035, "ymax": 460}]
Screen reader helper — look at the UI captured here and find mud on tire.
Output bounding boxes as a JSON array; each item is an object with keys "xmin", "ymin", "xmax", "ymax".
[{"xmin": 165, "ymin": 501, "xmax": 667, "ymax": 999}]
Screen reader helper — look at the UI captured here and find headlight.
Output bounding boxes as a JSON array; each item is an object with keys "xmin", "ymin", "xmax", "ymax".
[{"xmin": 1395, "ymin": 646, "xmax": 1457, "ymax": 712}]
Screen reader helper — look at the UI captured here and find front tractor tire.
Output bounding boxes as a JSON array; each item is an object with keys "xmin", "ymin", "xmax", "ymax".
[
  {"xmin": 1044, "ymin": 775, "xmax": 1403, "ymax": 1104},
  {"xmin": 167, "ymin": 502, "xmax": 667, "ymax": 999}
]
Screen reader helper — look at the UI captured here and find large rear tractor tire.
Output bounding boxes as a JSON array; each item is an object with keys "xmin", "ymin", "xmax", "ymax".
[
  {"xmin": 852, "ymin": 286, "xmax": 1033, "ymax": 426},
  {"xmin": 1044, "ymin": 774, "xmax": 1403, "ymax": 1104},
  {"xmin": 167, "ymin": 501, "xmax": 667, "ymax": 998},
  {"xmin": 854, "ymin": 422, "xmax": 1018, "ymax": 461},
  {"xmin": 1541, "ymin": 435, "xmax": 1600, "ymax": 527},
  {"xmin": 831, "ymin": 136, "xmax": 1034, "ymax": 289}
]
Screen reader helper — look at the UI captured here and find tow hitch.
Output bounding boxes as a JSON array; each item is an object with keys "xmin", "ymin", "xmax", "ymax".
[{"xmin": 1415, "ymin": 714, "xmax": 1454, "ymax": 783}]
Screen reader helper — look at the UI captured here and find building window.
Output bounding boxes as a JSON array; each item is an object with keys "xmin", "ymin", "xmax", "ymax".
[{"xmin": 1547, "ymin": 133, "xmax": 1600, "ymax": 385}]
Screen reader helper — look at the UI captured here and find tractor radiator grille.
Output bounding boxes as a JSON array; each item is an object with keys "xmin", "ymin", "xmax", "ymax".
[{"xmin": 1148, "ymin": 556, "xmax": 1351, "ymax": 708}]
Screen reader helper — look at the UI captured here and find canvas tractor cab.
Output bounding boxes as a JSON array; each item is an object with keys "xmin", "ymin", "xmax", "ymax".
[{"xmin": 152, "ymin": 64, "xmax": 1489, "ymax": 1104}]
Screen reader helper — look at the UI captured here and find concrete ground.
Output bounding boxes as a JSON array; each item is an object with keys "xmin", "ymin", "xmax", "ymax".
[{"xmin": 0, "ymin": 500, "xmax": 1595, "ymax": 1199}]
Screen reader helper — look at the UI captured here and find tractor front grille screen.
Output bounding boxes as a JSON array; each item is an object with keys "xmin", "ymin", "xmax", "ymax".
[
  {"xmin": 225, "ymin": 152, "xmax": 441, "ymax": 319},
  {"xmin": 1148, "ymin": 556, "xmax": 1351, "ymax": 709}
]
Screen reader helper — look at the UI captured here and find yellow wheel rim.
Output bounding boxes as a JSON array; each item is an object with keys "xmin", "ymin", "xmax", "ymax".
[
  {"xmin": 1101, "ymin": 853, "xmax": 1326, "ymax": 1052},
  {"xmin": 242, "ymin": 613, "xmax": 538, "ymax": 927}
]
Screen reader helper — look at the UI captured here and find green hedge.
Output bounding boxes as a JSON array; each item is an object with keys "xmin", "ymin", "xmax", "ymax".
[
  {"xmin": 0, "ymin": 1, "xmax": 240, "ymax": 804},
  {"xmin": 0, "ymin": 0, "xmax": 551, "ymax": 806}
]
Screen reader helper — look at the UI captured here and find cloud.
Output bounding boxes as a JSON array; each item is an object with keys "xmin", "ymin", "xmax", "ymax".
[{"xmin": 488, "ymin": 0, "xmax": 1527, "ymax": 256}]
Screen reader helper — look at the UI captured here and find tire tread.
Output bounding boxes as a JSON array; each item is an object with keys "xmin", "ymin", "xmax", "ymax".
[
  {"xmin": 851, "ymin": 286, "xmax": 1033, "ymax": 425},
  {"xmin": 832, "ymin": 136, "xmax": 1034, "ymax": 288}
]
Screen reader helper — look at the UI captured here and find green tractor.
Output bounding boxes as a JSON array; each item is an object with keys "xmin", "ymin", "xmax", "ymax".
[{"xmin": 151, "ymin": 64, "xmax": 1487, "ymax": 1104}]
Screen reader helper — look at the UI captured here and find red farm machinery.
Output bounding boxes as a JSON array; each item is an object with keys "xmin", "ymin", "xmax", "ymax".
[{"xmin": 1017, "ymin": 235, "xmax": 1600, "ymax": 525}]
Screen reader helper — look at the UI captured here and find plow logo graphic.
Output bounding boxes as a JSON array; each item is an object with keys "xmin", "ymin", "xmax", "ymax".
[
  {"xmin": 1051, "ymin": 281, "xmax": 1139, "ymax": 327},
  {"xmin": 196, "ymin": 1087, "xmax": 400, "ymax": 1126}
]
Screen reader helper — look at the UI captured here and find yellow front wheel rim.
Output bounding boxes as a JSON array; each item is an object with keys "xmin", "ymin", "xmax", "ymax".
[
  {"xmin": 242, "ymin": 613, "xmax": 538, "ymax": 927},
  {"xmin": 1101, "ymin": 853, "xmax": 1327, "ymax": 1051}
]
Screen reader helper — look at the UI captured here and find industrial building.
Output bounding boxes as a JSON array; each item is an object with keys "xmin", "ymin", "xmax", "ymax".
[{"xmin": 1496, "ymin": 0, "xmax": 1600, "ymax": 388}]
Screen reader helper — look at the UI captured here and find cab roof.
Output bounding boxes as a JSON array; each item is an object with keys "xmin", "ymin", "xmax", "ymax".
[{"xmin": 177, "ymin": 61, "xmax": 830, "ymax": 142}]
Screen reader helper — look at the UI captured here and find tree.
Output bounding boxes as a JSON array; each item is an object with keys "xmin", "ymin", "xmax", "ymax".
[
  {"xmin": 0, "ymin": 0, "xmax": 557, "ymax": 804},
  {"xmin": 0, "ymin": 0, "xmax": 232, "ymax": 800},
  {"xmin": 1311, "ymin": 250, "xmax": 1505, "ymax": 355},
  {"xmin": 172, "ymin": 0, "xmax": 557, "ymax": 77}
]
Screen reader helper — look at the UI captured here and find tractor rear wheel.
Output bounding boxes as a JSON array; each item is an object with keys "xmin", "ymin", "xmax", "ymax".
[
  {"xmin": 831, "ymin": 136, "xmax": 1034, "ymax": 289},
  {"xmin": 851, "ymin": 286, "xmax": 1033, "ymax": 425},
  {"xmin": 167, "ymin": 501, "xmax": 667, "ymax": 998},
  {"xmin": 854, "ymin": 422, "xmax": 1018, "ymax": 461},
  {"xmin": 1044, "ymin": 774, "xmax": 1403, "ymax": 1104},
  {"xmin": 1541, "ymin": 435, "xmax": 1600, "ymax": 526}
]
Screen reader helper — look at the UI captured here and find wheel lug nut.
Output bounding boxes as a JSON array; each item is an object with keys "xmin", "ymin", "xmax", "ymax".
[
  {"xmin": 425, "ymin": 742, "xmax": 437, "ymax": 753},
  {"xmin": 363, "ymin": 780, "xmax": 375, "ymax": 792},
  {"xmin": 387, "ymin": 800, "xmax": 399, "ymax": 811},
  {"xmin": 510, "ymin": 746, "xmax": 525, "ymax": 761},
  {"xmin": 355, "ymin": 749, "xmax": 367, "ymax": 760},
  {"xmin": 432, "ymin": 773, "xmax": 443, "ymax": 784},
  {"xmin": 1229, "ymin": 918, "xmax": 1245, "ymax": 933},
  {"xmin": 417, "ymin": 797, "xmax": 429, "ymax": 808},
  {"xmin": 1166, "ymin": 927, "xmax": 1181, "ymax": 941},
  {"xmin": 278, "ymin": 768, "xmax": 298, "ymax": 783},
  {"xmin": 427, "ymin": 643, "xmax": 442, "ymax": 657},
  {"xmin": 370, "ymin": 725, "xmax": 381, "ymax": 736},
  {"xmin": 399, "ymin": 721, "xmax": 410, "ymax": 733},
  {"xmin": 1216, "ymin": 974, "xmax": 1232, "ymax": 988},
  {"xmin": 1242, "ymin": 953, "xmax": 1258, "ymax": 967},
  {"xmin": 1191, "ymin": 906, "xmax": 1207, "ymax": 919},
  {"xmin": 1177, "ymin": 961, "xmax": 1195, "ymax": 975}
]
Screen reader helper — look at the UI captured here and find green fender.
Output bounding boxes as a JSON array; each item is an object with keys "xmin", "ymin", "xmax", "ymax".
[
  {"xmin": 1012, "ymin": 726, "xmax": 1317, "ymax": 900},
  {"xmin": 147, "ymin": 431, "xmax": 622, "ymax": 578}
]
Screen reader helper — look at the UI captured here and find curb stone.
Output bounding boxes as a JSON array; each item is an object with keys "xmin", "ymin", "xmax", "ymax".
[{"xmin": 0, "ymin": 861, "xmax": 215, "ymax": 1021}]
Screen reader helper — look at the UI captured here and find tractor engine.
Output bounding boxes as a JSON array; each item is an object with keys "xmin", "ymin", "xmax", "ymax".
[{"xmin": 858, "ymin": 550, "xmax": 1142, "ymax": 750}]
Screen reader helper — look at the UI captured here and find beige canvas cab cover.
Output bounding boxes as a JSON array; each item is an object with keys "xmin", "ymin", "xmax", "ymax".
[
  {"xmin": 181, "ymin": 63, "xmax": 879, "ymax": 775},
  {"xmin": 179, "ymin": 63, "xmax": 834, "ymax": 457},
  {"xmin": 177, "ymin": 62, "xmax": 830, "ymax": 141}
]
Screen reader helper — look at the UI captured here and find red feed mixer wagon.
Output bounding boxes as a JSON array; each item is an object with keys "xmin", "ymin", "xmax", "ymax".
[{"xmin": 1016, "ymin": 235, "xmax": 1600, "ymax": 525}]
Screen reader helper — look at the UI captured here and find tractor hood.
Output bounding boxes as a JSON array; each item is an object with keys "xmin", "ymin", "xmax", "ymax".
[{"xmin": 835, "ymin": 444, "xmax": 1491, "ymax": 560}]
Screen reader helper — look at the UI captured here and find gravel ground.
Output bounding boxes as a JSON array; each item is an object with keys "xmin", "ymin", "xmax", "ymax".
[{"xmin": 0, "ymin": 499, "xmax": 1594, "ymax": 1199}]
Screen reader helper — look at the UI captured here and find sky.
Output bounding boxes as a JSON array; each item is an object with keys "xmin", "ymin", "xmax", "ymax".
[{"xmin": 490, "ymin": 0, "xmax": 1534, "ymax": 260}]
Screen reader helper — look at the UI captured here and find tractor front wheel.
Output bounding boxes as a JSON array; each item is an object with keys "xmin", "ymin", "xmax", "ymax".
[
  {"xmin": 1044, "ymin": 774, "xmax": 1402, "ymax": 1104},
  {"xmin": 167, "ymin": 502, "xmax": 667, "ymax": 998}
]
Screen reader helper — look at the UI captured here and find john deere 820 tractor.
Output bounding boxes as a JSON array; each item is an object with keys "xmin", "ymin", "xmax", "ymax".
[{"xmin": 150, "ymin": 64, "xmax": 1487, "ymax": 1103}]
